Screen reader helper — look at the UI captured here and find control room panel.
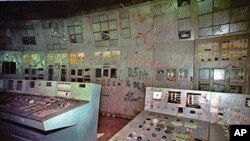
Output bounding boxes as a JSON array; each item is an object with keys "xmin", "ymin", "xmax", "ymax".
[
  {"xmin": 0, "ymin": 93, "xmax": 85, "ymax": 122},
  {"xmin": 110, "ymin": 87, "xmax": 250, "ymax": 141},
  {"xmin": 145, "ymin": 87, "xmax": 250, "ymax": 125},
  {"xmin": 0, "ymin": 79, "xmax": 101, "ymax": 141}
]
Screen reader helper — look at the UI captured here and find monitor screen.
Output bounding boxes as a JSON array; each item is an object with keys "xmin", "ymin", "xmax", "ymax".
[
  {"xmin": 153, "ymin": 92, "xmax": 162, "ymax": 100},
  {"xmin": 214, "ymin": 69, "xmax": 225, "ymax": 81}
]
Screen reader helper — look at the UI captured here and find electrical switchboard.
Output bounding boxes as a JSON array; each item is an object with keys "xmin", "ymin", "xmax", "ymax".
[{"xmin": 110, "ymin": 87, "xmax": 250, "ymax": 141}]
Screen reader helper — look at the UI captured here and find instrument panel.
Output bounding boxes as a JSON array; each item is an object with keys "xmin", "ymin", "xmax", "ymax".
[
  {"xmin": 145, "ymin": 87, "xmax": 250, "ymax": 125},
  {"xmin": 0, "ymin": 92, "xmax": 86, "ymax": 121},
  {"xmin": 110, "ymin": 111, "xmax": 216, "ymax": 141},
  {"xmin": 110, "ymin": 87, "xmax": 250, "ymax": 141},
  {"xmin": 0, "ymin": 79, "xmax": 101, "ymax": 141}
]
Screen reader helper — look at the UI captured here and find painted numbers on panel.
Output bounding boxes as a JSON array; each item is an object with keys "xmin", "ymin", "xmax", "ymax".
[{"xmin": 128, "ymin": 67, "xmax": 149, "ymax": 80}]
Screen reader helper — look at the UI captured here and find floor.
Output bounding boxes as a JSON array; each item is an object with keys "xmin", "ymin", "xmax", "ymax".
[{"xmin": 97, "ymin": 115, "xmax": 131, "ymax": 141}]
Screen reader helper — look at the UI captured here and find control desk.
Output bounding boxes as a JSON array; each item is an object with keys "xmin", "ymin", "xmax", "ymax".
[
  {"xmin": 110, "ymin": 87, "xmax": 250, "ymax": 141},
  {"xmin": 0, "ymin": 79, "xmax": 101, "ymax": 141},
  {"xmin": 0, "ymin": 93, "xmax": 86, "ymax": 122}
]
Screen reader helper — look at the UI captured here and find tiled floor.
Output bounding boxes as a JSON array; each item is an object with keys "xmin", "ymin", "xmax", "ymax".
[{"xmin": 97, "ymin": 115, "xmax": 131, "ymax": 141}]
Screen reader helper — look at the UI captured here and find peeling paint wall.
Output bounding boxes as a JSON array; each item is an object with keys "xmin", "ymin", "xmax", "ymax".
[{"xmin": 0, "ymin": 0, "xmax": 250, "ymax": 117}]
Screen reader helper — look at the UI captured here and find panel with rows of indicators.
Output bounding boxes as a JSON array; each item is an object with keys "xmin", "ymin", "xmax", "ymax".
[
  {"xmin": 2, "ymin": 79, "xmax": 58, "ymax": 96},
  {"xmin": 110, "ymin": 87, "xmax": 250, "ymax": 141},
  {"xmin": 144, "ymin": 88, "xmax": 212, "ymax": 121},
  {"xmin": 210, "ymin": 92, "xmax": 250, "ymax": 125},
  {"xmin": 0, "ymin": 79, "xmax": 101, "ymax": 141},
  {"xmin": 110, "ymin": 111, "xmax": 212, "ymax": 141},
  {"xmin": 145, "ymin": 87, "xmax": 250, "ymax": 125},
  {"xmin": 57, "ymin": 82, "xmax": 71, "ymax": 97},
  {"xmin": 0, "ymin": 93, "xmax": 86, "ymax": 122}
]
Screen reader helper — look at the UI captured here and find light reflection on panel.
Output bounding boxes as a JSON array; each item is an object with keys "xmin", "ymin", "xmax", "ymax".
[
  {"xmin": 178, "ymin": 69, "xmax": 188, "ymax": 79},
  {"xmin": 230, "ymin": 21, "xmax": 249, "ymax": 33},
  {"xmin": 199, "ymin": 14, "xmax": 212, "ymax": 28},
  {"xmin": 167, "ymin": 69, "xmax": 177, "ymax": 81},
  {"xmin": 198, "ymin": 0, "xmax": 213, "ymax": 15},
  {"xmin": 213, "ymin": 10, "xmax": 230, "ymax": 26},
  {"xmin": 213, "ymin": 69, "xmax": 225, "ymax": 81},
  {"xmin": 199, "ymin": 27, "xmax": 212, "ymax": 37},
  {"xmin": 212, "ymin": 24, "xmax": 229, "ymax": 35}
]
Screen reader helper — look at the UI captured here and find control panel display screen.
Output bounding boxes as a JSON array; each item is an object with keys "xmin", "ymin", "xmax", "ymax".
[
  {"xmin": 168, "ymin": 91, "xmax": 181, "ymax": 104},
  {"xmin": 199, "ymin": 69, "xmax": 209, "ymax": 80},
  {"xmin": 46, "ymin": 82, "xmax": 52, "ymax": 87},
  {"xmin": 214, "ymin": 69, "xmax": 225, "ymax": 81},
  {"xmin": 186, "ymin": 93, "xmax": 201, "ymax": 109},
  {"xmin": 153, "ymin": 92, "xmax": 162, "ymax": 100}
]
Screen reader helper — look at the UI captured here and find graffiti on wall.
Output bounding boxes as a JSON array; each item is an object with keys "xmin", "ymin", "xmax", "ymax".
[
  {"xmin": 130, "ymin": 0, "xmax": 177, "ymax": 45},
  {"xmin": 126, "ymin": 79, "xmax": 148, "ymax": 92},
  {"xmin": 124, "ymin": 91, "xmax": 142, "ymax": 102},
  {"xmin": 135, "ymin": 23, "xmax": 164, "ymax": 44},
  {"xmin": 125, "ymin": 57, "xmax": 153, "ymax": 68},
  {"xmin": 128, "ymin": 67, "xmax": 149, "ymax": 80},
  {"xmin": 132, "ymin": 0, "xmax": 176, "ymax": 24}
]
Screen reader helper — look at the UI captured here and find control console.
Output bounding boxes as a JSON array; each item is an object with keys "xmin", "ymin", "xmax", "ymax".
[
  {"xmin": 0, "ymin": 93, "xmax": 85, "ymax": 122},
  {"xmin": 0, "ymin": 79, "xmax": 101, "ymax": 141},
  {"xmin": 110, "ymin": 87, "xmax": 250, "ymax": 141}
]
